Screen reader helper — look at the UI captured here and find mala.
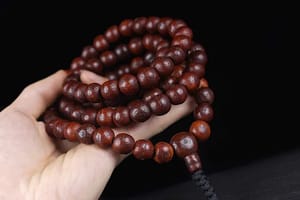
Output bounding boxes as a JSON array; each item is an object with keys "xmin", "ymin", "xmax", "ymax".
[{"xmin": 43, "ymin": 17, "xmax": 218, "ymax": 200}]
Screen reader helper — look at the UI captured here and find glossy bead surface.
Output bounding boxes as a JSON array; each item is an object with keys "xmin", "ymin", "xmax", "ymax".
[
  {"xmin": 189, "ymin": 50, "xmax": 208, "ymax": 65},
  {"xmin": 64, "ymin": 122, "xmax": 81, "ymax": 142},
  {"xmin": 74, "ymin": 84, "xmax": 87, "ymax": 103},
  {"xmin": 70, "ymin": 107, "xmax": 83, "ymax": 121},
  {"xmin": 166, "ymin": 46, "xmax": 186, "ymax": 64},
  {"xmin": 174, "ymin": 26, "xmax": 193, "ymax": 38},
  {"xmin": 114, "ymin": 44, "xmax": 130, "ymax": 61},
  {"xmin": 170, "ymin": 132, "xmax": 198, "ymax": 158},
  {"xmin": 187, "ymin": 62, "xmax": 205, "ymax": 77},
  {"xmin": 137, "ymin": 67, "xmax": 160, "ymax": 89},
  {"xmin": 148, "ymin": 94, "xmax": 171, "ymax": 115},
  {"xmin": 195, "ymin": 87, "xmax": 215, "ymax": 104},
  {"xmin": 81, "ymin": 108, "xmax": 97, "ymax": 124},
  {"xmin": 53, "ymin": 120, "xmax": 67, "ymax": 139},
  {"xmin": 96, "ymin": 107, "xmax": 115, "ymax": 127},
  {"xmin": 128, "ymin": 38, "xmax": 144, "ymax": 55},
  {"xmin": 146, "ymin": 16, "xmax": 160, "ymax": 33},
  {"xmin": 76, "ymin": 124, "xmax": 95, "ymax": 144},
  {"xmin": 71, "ymin": 57, "xmax": 86, "ymax": 70},
  {"xmin": 154, "ymin": 142, "xmax": 174, "ymax": 164},
  {"xmin": 85, "ymin": 83, "xmax": 101, "ymax": 102},
  {"xmin": 172, "ymin": 35, "xmax": 192, "ymax": 51},
  {"xmin": 171, "ymin": 65, "xmax": 185, "ymax": 79},
  {"xmin": 143, "ymin": 88, "xmax": 162, "ymax": 103},
  {"xmin": 189, "ymin": 120, "xmax": 211, "ymax": 142},
  {"xmin": 112, "ymin": 133, "xmax": 135, "ymax": 154},
  {"xmin": 166, "ymin": 85, "xmax": 188, "ymax": 105},
  {"xmin": 93, "ymin": 127, "xmax": 115, "ymax": 148},
  {"xmin": 193, "ymin": 103, "xmax": 214, "ymax": 122},
  {"xmin": 151, "ymin": 57, "xmax": 174, "ymax": 76},
  {"xmin": 144, "ymin": 52, "xmax": 155, "ymax": 66},
  {"xmin": 93, "ymin": 35, "xmax": 109, "ymax": 51},
  {"xmin": 142, "ymin": 34, "xmax": 153, "ymax": 51},
  {"xmin": 130, "ymin": 57, "xmax": 144, "ymax": 74},
  {"xmin": 132, "ymin": 17, "xmax": 147, "ymax": 34},
  {"xmin": 112, "ymin": 106, "xmax": 131, "ymax": 127},
  {"xmin": 160, "ymin": 77, "xmax": 177, "ymax": 91},
  {"xmin": 119, "ymin": 19, "xmax": 133, "ymax": 37},
  {"xmin": 157, "ymin": 17, "xmax": 172, "ymax": 35},
  {"xmin": 85, "ymin": 58, "xmax": 103, "ymax": 74},
  {"xmin": 105, "ymin": 25, "xmax": 120, "ymax": 43},
  {"xmin": 168, "ymin": 20, "xmax": 186, "ymax": 37},
  {"xmin": 100, "ymin": 51, "xmax": 117, "ymax": 67},
  {"xmin": 128, "ymin": 100, "xmax": 151, "ymax": 122},
  {"xmin": 133, "ymin": 139, "xmax": 154, "ymax": 160},
  {"xmin": 105, "ymin": 71, "xmax": 118, "ymax": 80},
  {"xmin": 100, "ymin": 80, "xmax": 120, "ymax": 100},
  {"xmin": 118, "ymin": 74, "xmax": 139, "ymax": 96},
  {"xmin": 184, "ymin": 153, "xmax": 202, "ymax": 173},
  {"xmin": 179, "ymin": 72, "xmax": 200, "ymax": 92},
  {"xmin": 81, "ymin": 46, "xmax": 98, "ymax": 60}
]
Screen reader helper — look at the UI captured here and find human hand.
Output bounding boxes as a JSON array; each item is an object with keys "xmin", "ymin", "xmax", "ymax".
[{"xmin": 0, "ymin": 70, "xmax": 196, "ymax": 200}]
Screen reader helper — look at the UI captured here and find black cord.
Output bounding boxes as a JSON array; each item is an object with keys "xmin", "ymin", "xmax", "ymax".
[{"xmin": 192, "ymin": 170, "xmax": 219, "ymax": 200}]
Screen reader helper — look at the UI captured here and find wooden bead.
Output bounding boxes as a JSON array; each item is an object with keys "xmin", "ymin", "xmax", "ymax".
[
  {"xmin": 137, "ymin": 67, "xmax": 160, "ymax": 89},
  {"xmin": 174, "ymin": 26, "xmax": 193, "ymax": 38},
  {"xmin": 171, "ymin": 65, "xmax": 185, "ymax": 79},
  {"xmin": 105, "ymin": 25, "xmax": 120, "ymax": 43},
  {"xmin": 160, "ymin": 77, "xmax": 177, "ymax": 91},
  {"xmin": 81, "ymin": 108, "xmax": 97, "ymax": 124},
  {"xmin": 93, "ymin": 35, "xmax": 109, "ymax": 51},
  {"xmin": 156, "ymin": 40, "xmax": 169, "ymax": 51},
  {"xmin": 70, "ymin": 107, "xmax": 83, "ymax": 121},
  {"xmin": 187, "ymin": 62, "xmax": 205, "ymax": 77},
  {"xmin": 156, "ymin": 47, "xmax": 169, "ymax": 58},
  {"xmin": 189, "ymin": 43, "xmax": 205, "ymax": 54},
  {"xmin": 45, "ymin": 119, "xmax": 57, "ymax": 136},
  {"xmin": 143, "ymin": 88, "xmax": 162, "ymax": 103},
  {"xmin": 170, "ymin": 132, "xmax": 198, "ymax": 158},
  {"xmin": 114, "ymin": 44, "xmax": 130, "ymax": 61},
  {"xmin": 189, "ymin": 120, "xmax": 211, "ymax": 142},
  {"xmin": 132, "ymin": 17, "xmax": 147, "ymax": 34},
  {"xmin": 152, "ymin": 35, "xmax": 163, "ymax": 50},
  {"xmin": 85, "ymin": 83, "xmax": 101, "ymax": 102},
  {"xmin": 189, "ymin": 50, "xmax": 207, "ymax": 65},
  {"xmin": 130, "ymin": 57, "xmax": 144, "ymax": 74},
  {"xmin": 166, "ymin": 84, "xmax": 188, "ymax": 105},
  {"xmin": 53, "ymin": 120, "xmax": 68, "ymax": 139},
  {"xmin": 168, "ymin": 20, "xmax": 186, "ymax": 37},
  {"xmin": 112, "ymin": 106, "xmax": 131, "ymax": 127},
  {"xmin": 93, "ymin": 127, "xmax": 115, "ymax": 148},
  {"xmin": 128, "ymin": 100, "xmax": 151, "ymax": 122},
  {"xmin": 195, "ymin": 87, "xmax": 215, "ymax": 104},
  {"xmin": 71, "ymin": 57, "xmax": 85, "ymax": 70},
  {"xmin": 142, "ymin": 34, "xmax": 153, "ymax": 51},
  {"xmin": 146, "ymin": 16, "xmax": 160, "ymax": 33},
  {"xmin": 96, "ymin": 107, "xmax": 115, "ymax": 127},
  {"xmin": 157, "ymin": 17, "xmax": 173, "ymax": 35},
  {"xmin": 85, "ymin": 58, "xmax": 103, "ymax": 74},
  {"xmin": 100, "ymin": 80, "xmax": 120, "ymax": 100},
  {"xmin": 81, "ymin": 46, "xmax": 98, "ymax": 60},
  {"xmin": 133, "ymin": 139, "xmax": 154, "ymax": 160},
  {"xmin": 63, "ymin": 81, "xmax": 79, "ymax": 99},
  {"xmin": 148, "ymin": 94, "xmax": 171, "ymax": 115},
  {"xmin": 119, "ymin": 19, "xmax": 133, "ymax": 37},
  {"xmin": 151, "ymin": 57, "xmax": 174, "ymax": 76},
  {"xmin": 184, "ymin": 153, "xmax": 202, "ymax": 173},
  {"xmin": 172, "ymin": 35, "xmax": 192, "ymax": 52},
  {"xmin": 193, "ymin": 103, "xmax": 214, "ymax": 122},
  {"xmin": 74, "ymin": 84, "xmax": 87, "ymax": 103},
  {"xmin": 144, "ymin": 52, "xmax": 155, "ymax": 66},
  {"xmin": 128, "ymin": 38, "xmax": 144, "ymax": 55},
  {"xmin": 179, "ymin": 72, "xmax": 200, "ymax": 92},
  {"xmin": 112, "ymin": 133, "xmax": 135, "ymax": 154},
  {"xmin": 105, "ymin": 71, "xmax": 118, "ymax": 80},
  {"xmin": 154, "ymin": 142, "xmax": 174, "ymax": 164},
  {"xmin": 100, "ymin": 51, "xmax": 117, "ymax": 67},
  {"xmin": 64, "ymin": 122, "xmax": 81, "ymax": 142},
  {"xmin": 166, "ymin": 46, "xmax": 186, "ymax": 64},
  {"xmin": 118, "ymin": 74, "xmax": 140, "ymax": 96},
  {"xmin": 76, "ymin": 124, "xmax": 96, "ymax": 144}
]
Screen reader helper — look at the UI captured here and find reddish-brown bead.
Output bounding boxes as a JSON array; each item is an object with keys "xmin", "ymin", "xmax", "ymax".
[
  {"xmin": 145, "ymin": 16, "xmax": 160, "ymax": 33},
  {"xmin": 172, "ymin": 35, "xmax": 192, "ymax": 52},
  {"xmin": 128, "ymin": 100, "xmax": 151, "ymax": 122},
  {"xmin": 170, "ymin": 132, "xmax": 198, "ymax": 158},
  {"xmin": 195, "ymin": 87, "xmax": 215, "ymax": 104},
  {"xmin": 137, "ymin": 67, "xmax": 160, "ymax": 89},
  {"xmin": 93, "ymin": 127, "xmax": 115, "ymax": 148},
  {"xmin": 85, "ymin": 58, "xmax": 103, "ymax": 74},
  {"xmin": 151, "ymin": 57, "xmax": 174, "ymax": 76},
  {"xmin": 112, "ymin": 133, "xmax": 135, "ymax": 154},
  {"xmin": 157, "ymin": 17, "xmax": 173, "ymax": 35},
  {"xmin": 74, "ymin": 84, "xmax": 87, "ymax": 103},
  {"xmin": 81, "ymin": 46, "xmax": 98, "ymax": 60},
  {"xmin": 53, "ymin": 120, "xmax": 68, "ymax": 139},
  {"xmin": 168, "ymin": 20, "xmax": 186, "ymax": 37},
  {"xmin": 96, "ymin": 107, "xmax": 115, "ymax": 127},
  {"xmin": 93, "ymin": 35, "xmax": 109, "ymax": 51},
  {"xmin": 119, "ymin": 19, "xmax": 133, "ymax": 37},
  {"xmin": 179, "ymin": 72, "xmax": 200, "ymax": 92},
  {"xmin": 143, "ymin": 88, "xmax": 163, "ymax": 103},
  {"xmin": 184, "ymin": 153, "xmax": 202, "ymax": 173},
  {"xmin": 171, "ymin": 65, "xmax": 185, "ymax": 79},
  {"xmin": 166, "ymin": 85, "xmax": 188, "ymax": 105},
  {"xmin": 114, "ymin": 44, "xmax": 130, "ymax": 61},
  {"xmin": 142, "ymin": 34, "xmax": 154, "ymax": 51},
  {"xmin": 133, "ymin": 140, "xmax": 154, "ymax": 160},
  {"xmin": 112, "ymin": 106, "xmax": 131, "ymax": 127},
  {"xmin": 71, "ymin": 57, "xmax": 86, "ymax": 70},
  {"xmin": 160, "ymin": 77, "xmax": 177, "ymax": 91},
  {"xmin": 64, "ymin": 122, "xmax": 81, "ymax": 142},
  {"xmin": 118, "ymin": 74, "xmax": 140, "ymax": 96},
  {"xmin": 166, "ymin": 46, "xmax": 186, "ymax": 64},
  {"xmin": 128, "ymin": 38, "xmax": 144, "ymax": 55},
  {"xmin": 193, "ymin": 103, "xmax": 214, "ymax": 122},
  {"xmin": 76, "ymin": 124, "xmax": 96, "ymax": 144},
  {"xmin": 130, "ymin": 57, "xmax": 144, "ymax": 74},
  {"xmin": 154, "ymin": 142, "xmax": 174, "ymax": 164},
  {"xmin": 81, "ymin": 108, "xmax": 97, "ymax": 124},
  {"xmin": 100, "ymin": 80, "xmax": 120, "ymax": 100},
  {"xmin": 189, "ymin": 120, "xmax": 211, "ymax": 142},
  {"xmin": 187, "ymin": 62, "xmax": 205, "ymax": 77},
  {"xmin": 132, "ymin": 17, "xmax": 147, "ymax": 34},
  {"xmin": 189, "ymin": 51, "xmax": 208, "ymax": 65},
  {"xmin": 85, "ymin": 83, "xmax": 101, "ymax": 102},
  {"xmin": 105, "ymin": 25, "xmax": 120, "ymax": 43},
  {"xmin": 147, "ymin": 94, "xmax": 171, "ymax": 115},
  {"xmin": 174, "ymin": 26, "xmax": 193, "ymax": 38},
  {"xmin": 100, "ymin": 51, "xmax": 117, "ymax": 67}
]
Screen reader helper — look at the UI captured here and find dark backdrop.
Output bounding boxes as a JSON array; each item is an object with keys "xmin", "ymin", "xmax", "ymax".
[{"xmin": 0, "ymin": 1, "xmax": 298, "ymax": 199}]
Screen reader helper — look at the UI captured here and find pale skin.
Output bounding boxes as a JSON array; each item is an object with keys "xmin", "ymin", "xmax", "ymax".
[{"xmin": 0, "ymin": 70, "xmax": 196, "ymax": 200}]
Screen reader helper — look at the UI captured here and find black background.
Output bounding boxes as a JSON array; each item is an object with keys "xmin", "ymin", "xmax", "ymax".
[{"xmin": 0, "ymin": 1, "xmax": 298, "ymax": 199}]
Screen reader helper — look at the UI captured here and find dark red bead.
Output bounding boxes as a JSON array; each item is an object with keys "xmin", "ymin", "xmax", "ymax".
[
  {"xmin": 172, "ymin": 36, "xmax": 192, "ymax": 51},
  {"xmin": 112, "ymin": 133, "xmax": 135, "ymax": 154},
  {"xmin": 137, "ymin": 67, "xmax": 160, "ymax": 89},
  {"xmin": 146, "ymin": 16, "xmax": 160, "ymax": 33},
  {"xmin": 157, "ymin": 17, "xmax": 173, "ymax": 35},
  {"xmin": 174, "ymin": 26, "xmax": 193, "ymax": 38},
  {"xmin": 76, "ymin": 124, "xmax": 96, "ymax": 144},
  {"xmin": 130, "ymin": 57, "xmax": 144, "ymax": 74},
  {"xmin": 114, "ymin": 44, "xmax": 130, "ymax": 61},
  {"xmin": 128, "ymin": 38, "xmax": 144, "ymax": 55},
  {"xmin": 187, "ymin": 62, "xmax": 205, "ymax": 77},
  {"xmin": 96, "ymin": 107, "xmax": 115, "ymax": 127},
  {"xmin": 144, "ymin": 52, "xmax": 155, "ymax": 66},
  {"xmin": 85, "ymin": 83, "xmax": 101, "ymax": 102},
  {"xmin": 133, "ymin": 140, "xmax": 154, "ymax": 160},
  {"xmin": 64, "ymin": 122, "xmax": 81, "ymax": 142},
  {"xmin": 128, "ymin": 100, "xmax": 151, "ymax": 122},
  {"xmin": 132, "ymin": 17, "xmax": 147, "ymax": 34},
  {"xmin": 53, "ymin": 120, "xmax": 68, "ymax": 139},
  {"xmin": 100, "ymin": 80, "xmax": 120, "ymax": 100},
  {"xmin": 171, "ymin": 65, "xmax": 185, "ymax": 80},
  {"xmin": 152, "ymin": 35, "xmax": 163, "ymax": 50},
  {"xmin": 151, "ymin": 57, "xmax": 174, "ymax": 76},
  {"xmin": 160, "ymin": 77, "xmax": 177, "ymax": 91},
  {"xmin": 143, "ymin": 88, "xmax": 162, "ymax": 103},
  {"xmin": 93, "ymin": 35, "xmax": 109, "ymax": 51},
  {"xmin": 166, "ymin": 85, "xmax": 188, "ymax": 105},
  {"xmin": 156, "ymin": 41, "xmax": 169, "ymax": 51},
  {"xmin": 74, "ymin": 84, "xmax": 87, "ymax": 103},
  {"xmin": 142, "ymin": 34, "xmax": 153, "ymax": 51},
  {"xmin": 156, "ymin": 47, "xmax": 169, "ymax": 58},
  {"xmin": 81, "ymin": 46, "xmax": 98, "ymax": 60},
  {"xmin": 119, "ymin": 19, "xmax": 133, "ymax": 37},
  {"xmin": 118, "ymin": 74, "xmax": 140, "ymax": 96},
  {"xmin": 70, "ymin": 107, "xmax": 83, "ymax": 121},
  {"xmin": 189, "ymin": 120, "xmax": 211, "ymax": 142},
  {"xmin": 63, "ymin": 81, "xmax": 79, "ymax": 100},
  {"xmin": 105, "ymin": 25, "xmax": 120, "ymax": 43},
  {"xmin": 170, "ymin": 132, "xmax": 198, "ymax": 158},
  {"xmin": 189, "ymin": 43, "xmax": 205, "ymax": 54},
  {"xmin": 168, "ymin": 20, "xmax": 186, "ymax": 37},
  {"xmin": 112, "ymin": 106, "xmax": 131, "ymax": 127},
  {"xmin": 71, "ymin": 57, "xmax": 86, "ymax": 70},
  {"xmin": 179, "ymin": 72, "xmax": 200, "ymax": 92},
  {"xmin": 100, "ymin": 51, "xmax": 117, "ymax": 67},
  {"xmin": 154, "ymin": 142, "xmax": 174, "ymax": 164},
  {"xmin": 189, "ymin": 51, "xmax": 208, "ymax": 65},
  {"xmin": 195, "ymin": 87, "xmax": 215, "ymax": 104},
  {"xmin": 193, "ymin": 103, "xmax": 214, "ymax": 122},
  {"xmin": 166, "ymin": 46, "xmax": 186, "ymax": 64},
  {"xmin": 81, "ymin": 108, "xmax": 97, "ymax": 124},
  {"xmin": 93, "ymin": 127, "xmax": 115, "ymax": 148},
  {"xmin": 105, "ymin": 71, "xmax": 118, "ymax": 80},
  {"xmin": 147, "ymin": 94, "xmax": 171, "ymax": 115},
  {"xmin": 85, "ymin": 58, "xmax": 103, "ymax": 74}
]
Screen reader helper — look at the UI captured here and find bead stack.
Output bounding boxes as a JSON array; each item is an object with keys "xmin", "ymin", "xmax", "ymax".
[{"xmin": 44, "ymin": 17, "xmax": 214, "ymax": 173}]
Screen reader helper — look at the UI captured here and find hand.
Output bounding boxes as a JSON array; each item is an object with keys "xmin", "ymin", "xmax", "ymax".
[{"xmin": 0, "ymin": 70, "xmax": 196, "ymax": 200}]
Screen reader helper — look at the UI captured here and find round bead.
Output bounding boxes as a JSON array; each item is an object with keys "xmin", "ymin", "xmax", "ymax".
[
  {"xmin": 85, "ymin": 83, "xmax": 101, "ymax": 102},
  {"xmin": 128, "ymin": 38, "xmax": 144, "ymax": 55},
  {"xmin": 118, "ymin": 74, "xmax": 140, "ymax": 96},
  {"xmin": 189, "ymin": 43, "xmax": 205, "ymax": 54},
  {"xmin": 166, "ymin": 85, "xmax": 188, "ymax": 105},
  {"xmin": 171, "ymin": 65, "xmax": 185, "ymax": 79},
  {"xmin": 100, "ymin": 80, "xmax": 120, "ymax": 100},
  {"xmin": 160, "ymin": 77, "xmax": 177, "ymax": 91},
  {"xmin": 53, "ymin": 120, "xmax": 67, "ymax": 139},
  {"xmin": 93, "ymin": 35, "xmax": 109, "ymax": 51},
  {"xmin": 189, "ymin": 51, "xmax": 208, "ymax": 65},
  {"xmin": 142, "ymin": 34, "xmax": 153, "ymax": 51},
  {"xmin": 195, "ymin": 87, "xmax": 215, "ymax": 104},
  {"xmin": 105, "ymin": 25, "xmax": 120, "ymax": 43},
  {"xmin": 166, "ymin": 46, "xmax": 186, "ymax": 64},
  {"xmin": 187, "ymin": 62, "xmax": 205, "ymax": 77},
  {"xmin": 179, "ymin": 72, "xmax": 200, "ymax": 92},
  {"xmin": 81, "ymin": 46, "xmax": 98, "ymax": 60},
  {"xmin": 96, "ymin": 107, "xmax": 115, "ymax": 127},
  {"xmin": 85, "ymin": 58, "xmax": 103, "ymax": 74},
  {"xmin": 71, "ymin": 57, "xmax": 85, "ymax": 70},
  {"xmin": 70, "ymin": 107, "xmax": 83, "ymax": 121},
  {"xmin": 137, "ymin": 67, "xmax": 160, "ymax": 89},
  {"xmin": 112, "ymin": 106, "xmax": 131, "ymax": 127},
  {"xmin": 189, "ymin": 120, "xmax": 211, "ymax": 142},
  {"xmin": 114, "ymin": 44, "xmax": 130, "ymax": 61},
  {"xmin": 154, "ymin": 142, "xmax": 174, "ymax": 164},
  {"xmin": 170, "ymin": 132, "xmax": 198, "ymax": 158},
  {"xmin": 63, "ymin": 81, "xmax": 78, "ymax": 99},
  {"xmin": 172, "ymin": 36, "xmax": 192, "ymax": 52},
  {"xmin": 74, "ymin": 84, "xmax": 87, "ymax": 103},
  {"xmin": 128, "ymin": 100, "xmax": 151, "ymax": 122},
  {"xmin": 152, "ymin": 35, "xmax": 163, "ymax": 50},
  {"xmin": 119, "ymin": 19, "xmax": 133, "ymax": 37},
  {"xmin": 193, "ymin": 103, "xmax": 214, "ymax": 122},
  {"xmin": 156, "ymin": 47, "xmax": 169, "ymax": 58},
  {"xmin": 130, "ymin": 57, "xmax": 144, "ymax": 74},
  {"xmin": 76, "ymin": 124, "xmax": 96, "ymax": 144},
  {"xmin": 64, "ymin": 122, "xmax": 81, "ymax": 142},
  {"xmin": 105, "ymin": 71, "xmax": 118, "ymax": 80},
  {"xmin": 147, "ymin": 94, "xmax": 171, "ymax": 115},
  {"xmin": 151, "ymin": 57, "xmax": 174, "ymax": 76},
  {"xmin": 157, "ymin": 17, "xmax": 173, "ymax": 35},
  {"xmin": 156, "ymin": 41, "xmax": 169, "ymax": 51},
  {"xmin": 93, "ymin": 127, "xmax": 115, "ymax": 148},
  {"xmin": 132, "ymin": 17, "xmax": 147, "ymax": 34},
  {"xmin": 143, "ymin": 88, "xmax": 162, "ymax": 103},
  {"xmin": 81, "ymin": 108, "xmax": 97, "ymax": 124},
  {"xmin": 133, "ymin": 140, "xmax": 154, "ymax": 160},
  {"xmin": 174, "ymin": 26, "xmax": 193, "ymax": 38},
  {"xmin": 112, "ymin": 133, "xmax": 135, "ymax": 154},
  {"xmin": 100, "ymin": 51, "xmax": 117, "ymax": 67},
  {"xmin": 168, "ymin": 20, "xmax": 186, "ymax": 37},
  {"xmin": 146, "ymin": 16, "xmax": 160, "ymax": 33},
  {"xmin": 144, "ymin": 52, "xmax": 155, "ymax": 66}
]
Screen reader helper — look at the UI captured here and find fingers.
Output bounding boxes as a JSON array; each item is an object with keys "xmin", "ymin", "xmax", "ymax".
[
  {"xmin": 10, "ymin": 70, "xmax": 67, "ymax": 118},
  {"xmin": 80, "ymin": 70, "xmax": 108, "ymax": 84}
]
